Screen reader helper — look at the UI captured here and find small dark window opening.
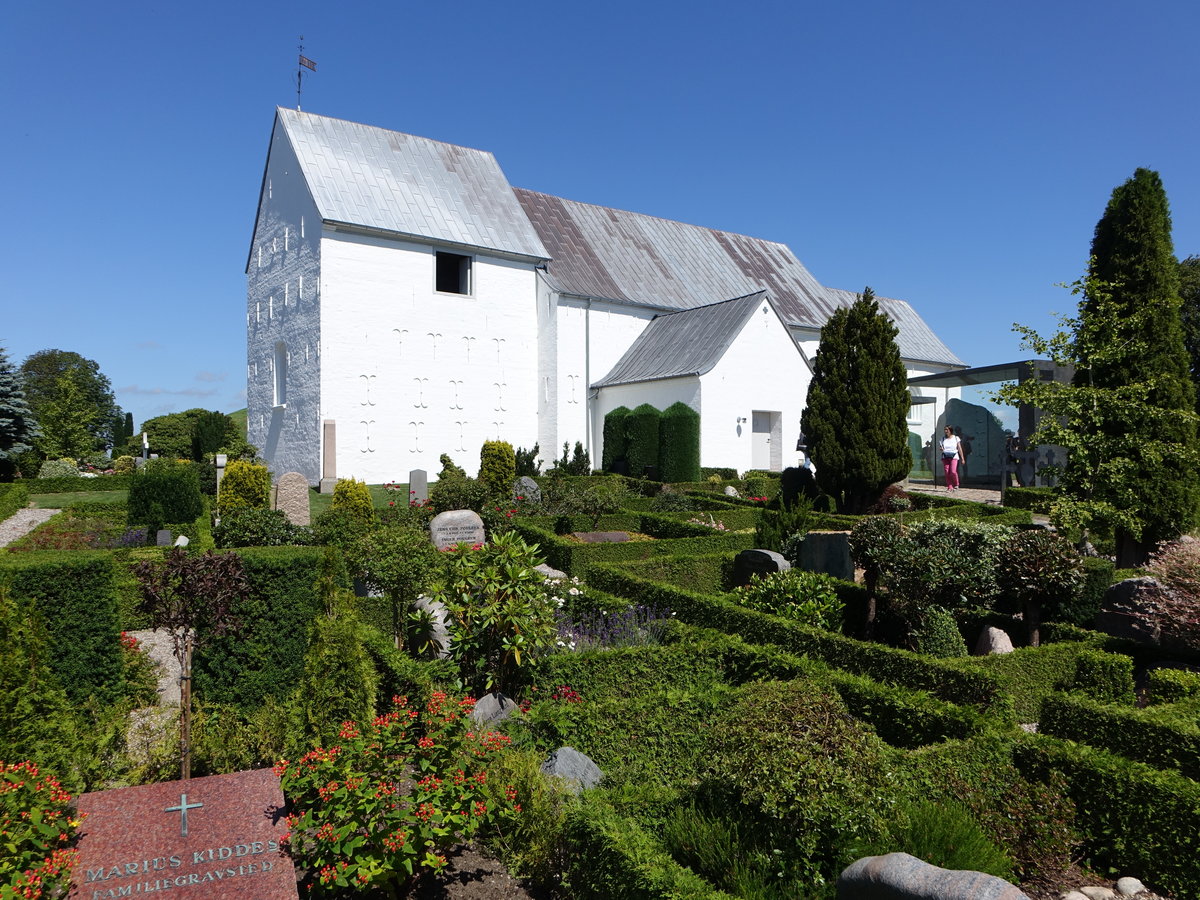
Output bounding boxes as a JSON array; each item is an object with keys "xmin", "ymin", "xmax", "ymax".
[{"xmin": 436, "ymin": 252, "xmax": 472, "ymax": 294}]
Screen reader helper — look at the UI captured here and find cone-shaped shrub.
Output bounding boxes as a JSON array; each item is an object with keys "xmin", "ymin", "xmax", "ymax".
[
  {"xmin": 625, "ymin": 404, "xmax": 661, "ymax": 477},
  {"xmin": 602, "ymin": 406, "xmax": 631, "ymax": 470},
  {"xmin": 479, "ymin": 440, "xmax": 516, "ymax": 496},
  {"xmin": 216, "ymin": 459, "xmax": 271, "ymax": 516},
  {"xmin": 659, "ymin": 402, "xmax": 700, "ymax": 483}
]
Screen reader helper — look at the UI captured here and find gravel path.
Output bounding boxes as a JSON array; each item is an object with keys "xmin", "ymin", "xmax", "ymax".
[{"xmin": 0, "ymin": 507, "xmax": 61, "ymax": 547}]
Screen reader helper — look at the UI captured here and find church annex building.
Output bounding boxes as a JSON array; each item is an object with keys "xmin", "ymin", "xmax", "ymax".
[{"xmin": 246, "ymin": 108, "xmax": 965, "ymax": 485}]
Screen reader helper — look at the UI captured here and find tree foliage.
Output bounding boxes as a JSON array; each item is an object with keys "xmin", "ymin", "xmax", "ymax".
[
  {"xmin": 125, "ymin": 408, "xmax": 255, "ymax": 460},
  {"xmin": 999, "ymin": 169, "xmax": 1199, "ymax": 563},
  {"xmin": 0, "ymin": 347, "xmax": 40, "ymax": 481},
  {"xmin": 34, "ymin": 374, "xmax": 98, "ymax": 459},
  {"xmin": 1179, "ymin": 255, "xmax": 1200, "ymax": 409},
  {"xmin": 801, "ymin": 287, "xmax": 911, "ymax": 514},
  {"xmin": 19, "ymin": 349, "xmax": 121, "ymax": 453}
]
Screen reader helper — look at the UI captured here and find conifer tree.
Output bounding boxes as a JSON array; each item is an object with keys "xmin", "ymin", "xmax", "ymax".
[
  {"xmin": 1075, "ymin": 169, "xmax": 1198, "ymax": 563},
  {"xmin": 0, "ymin": 346, "xmax": 40, "ymax": 481},
  {"xmin": 801, "ymin": 288, "xmax": 911, "ymax": 514}
]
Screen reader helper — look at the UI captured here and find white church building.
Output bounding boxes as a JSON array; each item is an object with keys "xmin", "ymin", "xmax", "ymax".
[{"xmin": 246, "ymin": 108, "xmax": 965, "ymax": 485}]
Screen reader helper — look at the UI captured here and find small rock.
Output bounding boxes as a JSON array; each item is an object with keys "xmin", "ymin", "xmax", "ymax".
[
  {"xmin": 1079, "ymin": 888, "xmax": 1117, "ymax": 900},
  {"xmin": 173, "ymin": 534, "xmax": 190, "ymax": 547},
  {"xmin": 1060, "ymin": 893, "xmax": 1090, "ymax": 900},
  {"xmin": 975, "ymin": 625, "xmax": 1015, "ymax": 655},
  {"xmin": 541, "ymin": 746, "xmax": 603, "ymax": 794},
  {"xmin": 536, "ymin": 563, "xmax": 568, "ymax": 580},
  {"xmin": 472, "ymin": 692, "xmax": 517, "ymax": 726},
  {"xmin": 723, "ymin": 485, "xmax": 740, "ymax": 498},
  {"xmin": 1115, "ymin": 879, "xmax": 1146, "ymax": 898}
]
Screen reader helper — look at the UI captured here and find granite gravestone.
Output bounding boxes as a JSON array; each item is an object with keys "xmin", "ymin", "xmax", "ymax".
[
  {"xmin": 514, "ymin": 476, "xmax": 541, "ymax": 503},
  {"xmin": 156, "ymin": 529, "xmax": 174, "ymax": 548},
  {"xmin": 70, "ymin": 769, "xmax": 297, "ymax": 899},
  {"xmin": 409, "ymin": 469, "xmax": 429, "ymax": 503},
  {"xmin": 732, "ymin": 549, "xmax": 790, "ymax": 588},
  {"xmin": 429, "ymin": 510, "xmax": 485, "ymax": 550},
  {"xmin": 273, "ymin": 472, "xmax": 311, "ymax": 527}
]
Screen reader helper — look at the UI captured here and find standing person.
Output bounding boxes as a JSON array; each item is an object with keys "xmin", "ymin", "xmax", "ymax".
[{"xmin": 941, "ymin": 425, "xmax": 963, "ymax": 491}]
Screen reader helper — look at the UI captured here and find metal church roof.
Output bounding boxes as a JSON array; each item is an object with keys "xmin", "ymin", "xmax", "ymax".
[
  {"xmin": 274, "ymin": 108, "xmax": 548, "ymax": 259},
  {"xmin": 593, "ymin": 291, "xmax": 782, "ymax": 388},
  {"xmin": 823, "ymin": 288, "xmax": 966, "ymax": 367}
]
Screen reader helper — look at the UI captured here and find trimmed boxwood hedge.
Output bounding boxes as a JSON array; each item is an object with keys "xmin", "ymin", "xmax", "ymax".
[
  {"xmin": 192, "ymin": 546, "xmax": 325, "ymax": 708},
  {"xmin": 625, "ymin": 404, "xmax": 661, "ymax": 477},
  {"xmin": 1039, "ymin": 692, "xmax": 1200, "ymax": 779},
  {"xmin": 1002, "ymin": 486, "xmax": 1057, "ymax": 513},
  {"xmin": 963, "ymin": 641, "xmax": 1099, "ymax": 722},
  {"xmin": 1015, "ymin": 734, "xmax": 1200, "ymax": 898},
  {"xmin": 0, "ymin": 483, "xmax": 29, "ymax": 520},
  {"xmin": 584, "ymin": 563, "xmax": 1010, "ymax": 715},
  {"xmin": 20, "ymin": 475, "xmax": 133, "ymax": 494},
  {"xmin": 658, "ymin": 402, "xmax": 700, "ymax": 483},
  {"xmin": 0, "ymin": 551, "xmax": 122, "ymax": 703},
  {"xmin": 602, "ymin": 406, "xmax": 631, "ymax": 471}
]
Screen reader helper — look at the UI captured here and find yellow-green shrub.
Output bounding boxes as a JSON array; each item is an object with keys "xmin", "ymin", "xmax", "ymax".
[
  {"xmin": 479, "ymin": 440, "xmax": 515, "ymax": 496},
  {"xmin": 112, "ymin": 455, "xmax": 136, "ymax": 475},
  {"xmin": 216, "ymin": 460, "xmax": 270, "ymax": 516},
  {"xmin": 331, "ymin": 478, "xmax": 375, "ymax": 526}
]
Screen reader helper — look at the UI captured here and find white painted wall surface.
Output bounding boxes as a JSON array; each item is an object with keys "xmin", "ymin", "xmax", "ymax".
[
  {"xmin": 319, "ymin": 231, "xmax": 540, "ymax": 482},
  {"xmin": 702, "ymin": 301, "xmax": 812, "ymax": 473},
  {"xmin": 247, "ymin": 125, "xmax": 323, "ymax": 483}
]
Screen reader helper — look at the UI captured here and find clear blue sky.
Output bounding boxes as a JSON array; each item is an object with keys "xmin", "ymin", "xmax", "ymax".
[{"xmin": 3, "ymin": 0, "xmax": 1197, "ymax": 434}]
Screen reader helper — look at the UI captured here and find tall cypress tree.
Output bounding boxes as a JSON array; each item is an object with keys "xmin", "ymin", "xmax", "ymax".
[
  {"xmin": 0, "ymin": 347, "xmax": 40, "ymax": 481},
  {"xmin": 1072, "ymin": 168, "xmax": 1198, "ymax": 563},
  {"xmin": 801, "ymin": 288, "xmax": 911, "ymax": 514}
]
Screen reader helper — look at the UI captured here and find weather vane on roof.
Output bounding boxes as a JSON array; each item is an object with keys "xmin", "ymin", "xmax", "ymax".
[{"xmin": 297, "ymin": 36, "xmax": 317, "ymax": 111}]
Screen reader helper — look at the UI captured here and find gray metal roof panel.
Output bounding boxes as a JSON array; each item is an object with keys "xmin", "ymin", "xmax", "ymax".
[
  {"xmin": 593, "ymin": 291, "xmax": 773, "ymax": 388},
  {"xmin": 823, "ymin": 288, "xmax": 966, "ymax": 367},
  {"xmin": 277, "ymin": 109, "xmax": 548, "ymax": 259}
]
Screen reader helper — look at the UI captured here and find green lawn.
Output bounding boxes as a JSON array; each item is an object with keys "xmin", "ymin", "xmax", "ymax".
[
  {"xmin": 309, "ymin": 483, "xmax": 406, "ymax": 517},
  {"xmin": 30, "ymin": 490, "xmax": 129, "ymax": 508}
]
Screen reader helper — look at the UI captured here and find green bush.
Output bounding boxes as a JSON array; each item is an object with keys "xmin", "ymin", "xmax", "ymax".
[
  {"xmin": 602, "ymin": 406, "xmax": 631, "ymax": 471},
  {"xmin": 888, "ymin": 800, "xmax": 1013, "ymax": 879},
  {"xmin": 213, "ymin": 508, "xmax": 306, "ymax": 548},
  {"xmin": 430, "ymin": 475, "xmax": 491, "ymax": 514},
  {"xmin": 312, "ymin": 505, "xmax": 374, "ymax": 550},
  {"xmin": 480, "ymin": 440, "xmax": 516, "ymax": 496},
  {"xmin": 994, "ymin": 530, "xmax": 1085, "ymax": 644},
  {"xmin": 112, "ymin": 455, "xmax": 136, "ymax": 475},
  {"xmin": 733, "ymin": 569, "xmax": 844, "ymax": 631},
  {"xmin": 0, "ymin": 483, "xmax": 29, "ymax": 522},
  {"xmin": 330, "ymin": 476, "xmax": 374, "ymax": 523},
  {"xmin": 700, "ymin": 467, "xmax": 737, "ymax": 481},
  {"xmin": 966, "ymin": 641, "xmax": 1099, "ymax": 722},
  {"xmin": 438, "ymin": 453, "xmax": 467, "ymax": 480},
  {"xmin": 1067, "ymin": 556, "xmax": 1115, "ymax": 627},
  {"xmin": 0, "ymin": 552, "xmax": 122, "ymax": 703},
  {"xmin": 755, "ymin": 496, "xmax": 814, "ymax": 554},
  {"xmin": 192, "ymin": 546, "xmax": 325, "ymax": 707},
  {"xmin": 127, "ymin": 458, "xmax": 204, "ymax": 529},
  {"xmin": 1148, "ymin": 667, "xmax": 1200, "ymax": 704},
  {"xmin": 514, "ymin": 443, "xmax": 542, "ymax": 477},
  {"xmin": 658, "ymin": 403, "xmax": 700, "ymax": 483},
  {"xmin": 215, "ymin": 459, "xmax": 270, "ymax": 515},
  {"xmin": 625, "ymin": 404, "xmax": 661, "ymax": 477},
  {"xmin": 38, "ymin": 458, "xmax": 78, "ymax": 479},
  {"xmin": 21, "ymin": 475, "xmax": 132, "ymax": 494},
  {"xmin": 915, "ymin": 606, "xmax": 968, "ymax": 658},
  {"xmin": 350, "ymin": 526, "xmax": 442, "ymax": 653},
  {"xmin": 1003, "ymin": 486, "xmax": 1057, "ymax": 513},
  {"xmin": 297, "ymin": 602, "xmax": 380, "ymax": 746},
  {"xmin": 1015, "ymin": 734, "xmax": 1200, "ymax": 897},
  {"xmin": 1070, "ymin": 649, "xmax": 1135, "ymax": 704}
]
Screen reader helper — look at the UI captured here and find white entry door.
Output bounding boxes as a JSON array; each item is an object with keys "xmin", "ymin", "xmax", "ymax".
[{"xmin": 752, "ymin": 411, "xmax": 772, "ymax": 470}]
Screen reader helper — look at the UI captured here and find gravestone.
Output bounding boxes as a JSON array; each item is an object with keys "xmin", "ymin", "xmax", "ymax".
[
  {"xmin": 156, "ymin": 529, "xmax": 174, "ymax": 548},
  {"xmin": 274, "ymin": 472, "xmax": 311, "ymax": 527},
  {"xmin": 515, "ymin": 475, "xmax": 541, "ymax": 503},
  {"xmin": 429, "ymin": 509, "xmax": 485, "ymax": 550},
  {"xmin": 409, "ymin": 469, "xmax": 429, "ymax": 503},
  {"xmin": 732, "ymin": 549, "xmax": 790, "ymax": 588},
  {"xmin": 173, "ymin": 535, "xmax": 190, "ymax": 548},
  {"xmin": 319, "ymin": 420, "xmax": 337, "ymax": 494},
  {"xmin": 573, "ymin": 531, "xmax": 629, "ymax": 544},
  {"xmin": 798, "ymin": 531, "xmax": 853, "ymax": 581},
  {"xmin": 70, "ymin": 768, "xmax": 298, "ymax": 899}
]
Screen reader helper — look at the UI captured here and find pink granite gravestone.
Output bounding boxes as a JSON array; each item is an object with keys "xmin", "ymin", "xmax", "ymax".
[{"xmin": 70, "ymin": 769, "xmax": 297, "ymax": 899}]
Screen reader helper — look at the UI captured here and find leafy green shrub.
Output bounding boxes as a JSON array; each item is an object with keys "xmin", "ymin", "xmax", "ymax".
[
  {"xmin": 849, "ymin": 515, "xmax": 904, "ymax": 596},
  {"xmin": 429, "ymin": 475, "xmax": 490, "ymax": 514},
  {"xmin": 38, "ymin": 458, "xmax": 78, "ymax": 479},
  {"xmin": 1148, "ymin": 667, "xmax": 1200, "ymax": 704},
  {"xmin": 213, "ymin": 508, "xmax": 305, "ymax": 548},
  {"xmin": 127, "ymin": 458, "xmax": 204, "ymax": 529},
  {"xmin": 480, "ymin": 440, "xmax": 516, "ymax": 496},
  {"xmin": 312, "ymin": 505, "xmax": 374, "ymax": 550},
  {"xmin": 330, "ymin": 477, "xmax": 374, "ymax": 523},
  {"xmin": 215, "ymin": 459, "xmax": 270, "ymax": 515},
  {"xmin": 659, "ymin": 402, "xmax": 700, "ymax": 483},
  {"xmin": 701, "ymin": 678, "xmax": 899, "ymax": 887},
  {"xmin": 350, "ymin": 527, "xmax": 442, "ymax": 653},
  {"xmin": 602, "ymin": 406, "xmax": 631, "ymax": 471},
  {"xmin": 0, "ymin": 760, "xmax": 84, "ymax": 897},
  {"xmin": 1070, "ymin": 650, "xmax": 1135, "ymax": 704},
  {"xmin": 887, "ymin": 800, "xmax": 1013, "ymax": 879},
  {"xmin": 0, "ymin": 483, "xmax": 29, "ymax": 522},
  {"xmin": 625, "ymin": 404, "xmax": 661, "ymax": 477},
  {"xmin": 514, "ymin": 443, "xmax": 542, "ymax": 477},
  {"xmin": 1003, "ymin": 486, "xmax": 1057, "ymax": 513},
  {"xmin": 297, "ymin": 601, "xmax": 380, "ymax": 746},
  {"xmin": 914, "ymin": 606, "xmax": 968, "ymax": 658},
  {"xmin": 440, "ymin": 531, "xmax": 557, "ymax": 695},
  {"xmin": 733, "ymin": 570, "xmax": 844, "ymax": 631},
  {"xmin": 112, "ymin": 455, "xmax": 136, "ymax": 475},
  {"xmin": 550, "ymin": 441, "xmax": 591, "ymax": 476},
  {"xmin": 700, "ymin": 467, "xmax": 738, "ymax": 481},
  {"xmin": 649, "ymin": 491, "xmax": 695, "ymax": 513},
  {"xmin": 872, "ymin": 520, "xmax": 1013, "ymax": 614},
  {"xmin": 1066, "ymin": 556, "xmax": 1115, "ymax": 627},
  {"xmin": 755, "ymin": 495, "xmax": 814, "ymax": 554},
  {"xmin": 438, "ymin": 453, "xmax": 466, "ymax": 480},
  {"xmin": 994, "ymin": 530, "xmax": 1085, "ymax": 645}
]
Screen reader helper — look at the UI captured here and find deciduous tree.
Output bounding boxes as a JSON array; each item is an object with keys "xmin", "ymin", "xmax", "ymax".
[
  {"xmin": 801, "ymin": 288, "xmax": 911, "ymax": 514},
  {"xmin": 19, "ymin": 349, "xmax": 121, "ymax": 452}
]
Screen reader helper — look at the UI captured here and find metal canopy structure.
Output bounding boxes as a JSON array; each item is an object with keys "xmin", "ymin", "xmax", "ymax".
[{"xmin": 908, "ymin": 359, "xmax": 1064, "ymax": 390}]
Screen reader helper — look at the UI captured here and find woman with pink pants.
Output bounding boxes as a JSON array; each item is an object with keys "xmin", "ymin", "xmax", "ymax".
[{"xmin": 941, "ymin": 425, "xmax": 963, "ymax": 491}]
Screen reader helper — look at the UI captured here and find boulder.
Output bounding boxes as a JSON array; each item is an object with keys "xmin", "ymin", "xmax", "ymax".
[
  {"xmin": 1078, "ymin": 887, "xmax": 1117, "ymax": 900},
  {"xmin": 471, "ymin": 692, "xmax": 517, "ymax": 726},
  {"xmin": 974, "ymin": 626, "xmax": 1015, "ymax": 656},
  {"xmin": 1094, "ymin": 578, "xmax": 1163, "ymax": 645},
  {"xmin": 723, "ymin": 485, "xmax": 741, "ymax": 498},
  {"xmin": 1115, "ymin": 877, "xmax": 1146, "ymax": 897},
  {"xmin": 540, "ymin": 747, "xmax": 603, "ymax": 795},
  {"xmin": 836, "ymin": 852, "xmax": 1031, "ymax": 899}
]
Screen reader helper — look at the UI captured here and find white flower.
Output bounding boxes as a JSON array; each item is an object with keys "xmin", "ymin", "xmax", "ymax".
[{"xmin": 568, "ymin": 587, "xmax": 581, "ymax": 596}]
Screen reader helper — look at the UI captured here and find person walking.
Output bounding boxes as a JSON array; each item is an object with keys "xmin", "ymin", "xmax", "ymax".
[{"xmin": 940, "ymin": 425, "xmax": 963, "ymax": 491}]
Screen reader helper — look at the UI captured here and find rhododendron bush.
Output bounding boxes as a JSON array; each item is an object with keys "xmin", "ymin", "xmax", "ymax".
[{"xmin": 277, "ymin": 693, "xmax": 519, "ymax": 895}]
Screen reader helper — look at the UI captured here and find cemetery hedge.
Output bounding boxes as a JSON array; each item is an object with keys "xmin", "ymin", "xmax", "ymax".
[
  {"xmin": 21, "ymin": 475, "xmax": 133, "ymax": 494},
  {"xmin": 1002, "ymin": 486, "xmax": 1057, "ymax": 514},
  {"xmin": 192, "ymin": 545, "xmax": 325, "ymax": 707},
  {"xmin": 0, "ymin": 482, "xmax": 29, "ymax": 520},
  {"xmin": 963, "ymin": 641, "xmax": 1102, "ymax": 722},
  {"xmin": 1039, "ymin": 692, "xmax": 1200, "ymax": 779},
  {"xmin": 657, "ymin": 402, "xmax": 700, "ymax": 483},
  {"xmin": 601, "ymin": 406, "xmax": 631, "ymax": 471},
  {"xmin": 0, "ymin": 551, "xmax": 123, "ymax": 703},
  {"xmin": 1014, "ymin": 735, "xmax": 1200, "ymax": 898},
  {"xmin": 625, "ymin": 404, "xmax": 661, "ymax": 477}
]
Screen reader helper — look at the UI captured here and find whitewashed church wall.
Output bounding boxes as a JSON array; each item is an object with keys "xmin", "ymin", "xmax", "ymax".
[
  {"xmin": 593, "ymin": 377, "xmax": 701, "ymax": 473},
  {"xmin": 536, "ymin": 277, "xmax": 558, "ymax": 472},
  {"xmin": 554, "ymin": 298, "xmax": 656, "ymax": 464},
  {"xmin": 247, "ymin": 128, "xmax": 323, "ymax": 484},
  {"xmin": 319, "ymin": 232, "xmax": 540, "ymax": 482},
  {"xmin": 703, "ymin": 303, "xmax": 812, "ymax": 473}
]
